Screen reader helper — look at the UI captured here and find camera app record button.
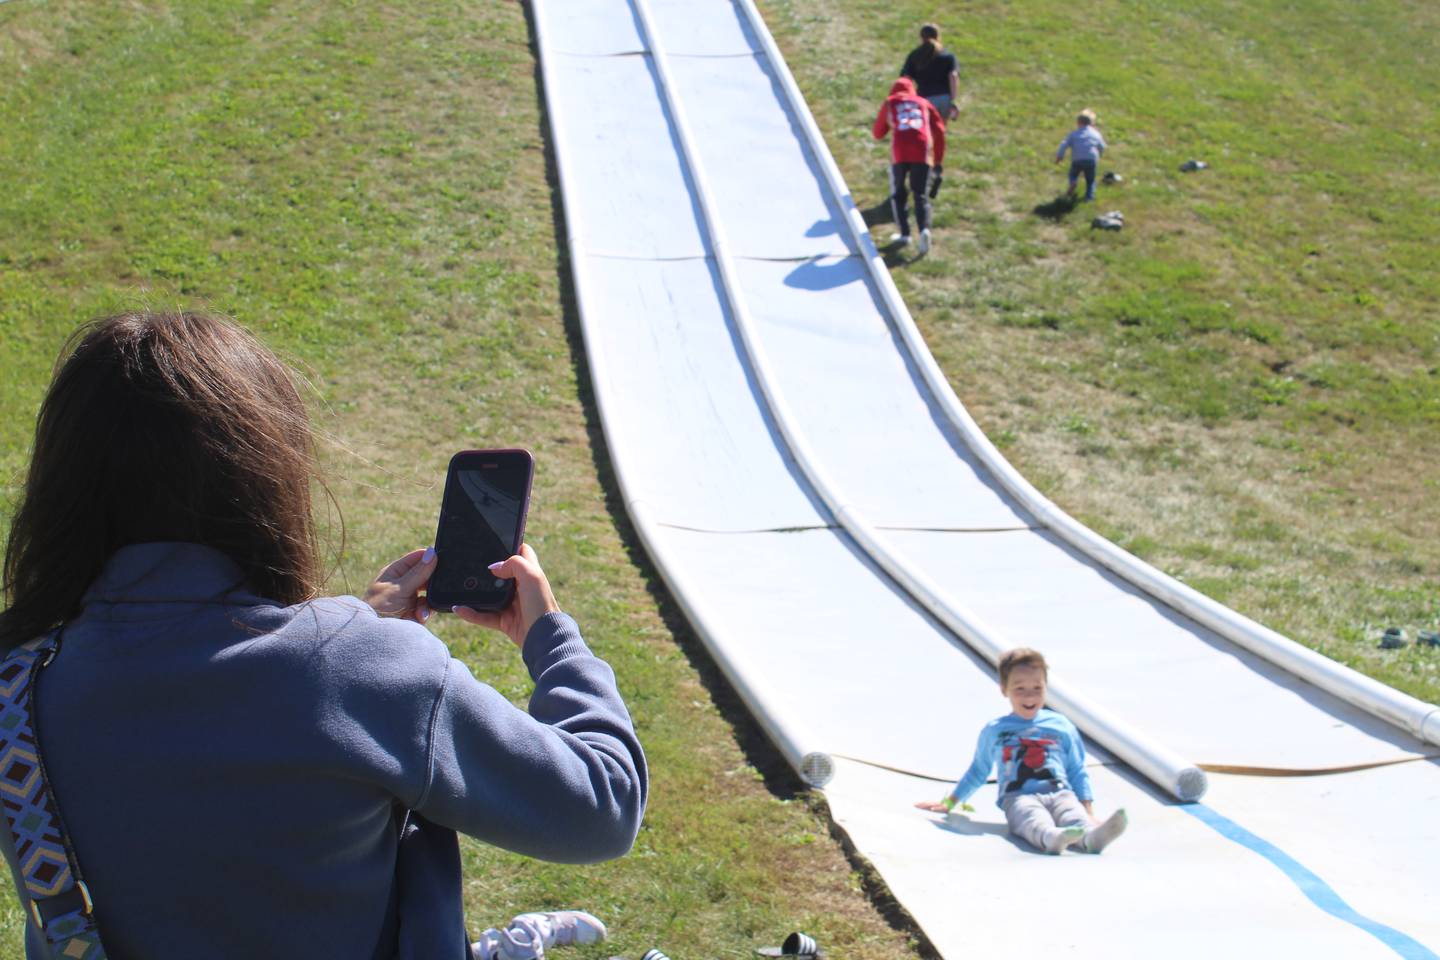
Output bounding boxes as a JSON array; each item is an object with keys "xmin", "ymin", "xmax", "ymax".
[{"xmin": 463, "ymin": 576, "xmax": 479, "ymax": 590}]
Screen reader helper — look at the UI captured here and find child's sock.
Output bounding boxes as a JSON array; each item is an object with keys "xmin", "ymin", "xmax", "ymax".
[
  {"xmin": 1081, "ymin": 809, "xmax": 1128, "ymax": 854},
  {"xmin": 1045, "ymin": 824, "xmax": 1087, "ymax": 854}
]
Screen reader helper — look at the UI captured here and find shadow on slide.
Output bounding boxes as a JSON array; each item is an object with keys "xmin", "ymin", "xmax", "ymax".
[{"xmin": 929, "ymin": 815, "xmax": 1035, "ymax": 854}]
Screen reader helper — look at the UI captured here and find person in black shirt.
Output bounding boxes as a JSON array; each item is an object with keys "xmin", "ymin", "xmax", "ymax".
[
  {"xmin": 899, "ymin": 23, "xmax": 958, "ymax": 198},
  {"xmin": 900, "ymin": 23, "xmax": 959, "ymax": 121}
]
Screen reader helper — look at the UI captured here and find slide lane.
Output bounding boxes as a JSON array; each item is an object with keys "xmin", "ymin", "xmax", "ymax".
[
  {"xmin": 532, "ymin": 0, "xmax": 1440, "ymax": 953},
  {"xmin": 825, "ymin": 758, "xmax": 1440, "ymax": 958}
]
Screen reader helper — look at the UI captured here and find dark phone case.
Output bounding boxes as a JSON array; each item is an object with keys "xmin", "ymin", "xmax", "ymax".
[{"xmin": 427, "ymin": 448, "xmax": 534, "ymax": 612}]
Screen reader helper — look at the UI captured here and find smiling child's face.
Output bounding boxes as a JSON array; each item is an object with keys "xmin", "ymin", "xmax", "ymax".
[{"xmin": 1003, "ymin": 664, "xmax": 1047, "ymax": 719}]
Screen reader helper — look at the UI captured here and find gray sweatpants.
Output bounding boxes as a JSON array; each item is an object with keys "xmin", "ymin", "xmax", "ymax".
[{"xmin": 1001, "ymin": 789, "xmax": 1090, "ymax": 852}]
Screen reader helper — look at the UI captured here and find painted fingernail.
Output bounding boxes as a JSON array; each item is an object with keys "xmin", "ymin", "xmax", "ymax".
[
  {"xmin": 420, "ymin": 608, "xmax": 430, "ymax": 622},
  {"xmin": 422, "ymin": 546, "xmax": 435, "ymax": 564},
  {"xmin": 487, "ymin": 561, "xmax": 504, "ymax": 572}
]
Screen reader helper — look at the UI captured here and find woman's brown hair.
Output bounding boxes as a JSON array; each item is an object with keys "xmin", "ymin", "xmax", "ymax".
[
  {"xmin": 1, "ymin": 312, "xmax": 322, "ymax": 649},
  {"xmin": 916, "ymin": 23, "xmax": 942, "ymax": 68}
]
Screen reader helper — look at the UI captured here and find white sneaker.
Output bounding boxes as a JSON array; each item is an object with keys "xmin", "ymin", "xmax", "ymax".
[
  {"xmin": 917, "ymin": 229, "xmax": 931, "ymax": 255},
  {"xmin": 474, "ymin": 911, "xmax": 606, "ymax": 960},
  {"xmin": 889, "ymin": 232, "xmax": 911, "ymax": 247},
  {"xmin": 517, "ymin": 910, "xmax": 606, "ymax": 948}
]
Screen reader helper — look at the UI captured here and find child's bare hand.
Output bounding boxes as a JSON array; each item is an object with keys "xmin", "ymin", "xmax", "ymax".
[{"xmin": 914, "ymin": 800, "xmax": 974, "ymax": 814}]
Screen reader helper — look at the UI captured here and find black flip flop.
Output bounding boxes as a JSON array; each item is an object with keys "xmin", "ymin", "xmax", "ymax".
[{"xmin": 757, "ymin": 932, "xmax": 823, "ymax": 958}]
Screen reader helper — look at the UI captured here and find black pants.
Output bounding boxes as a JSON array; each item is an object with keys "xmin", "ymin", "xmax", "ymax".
[{"xmin": 889, "ymin": 162, "xmax": 932, "ymax": 236}]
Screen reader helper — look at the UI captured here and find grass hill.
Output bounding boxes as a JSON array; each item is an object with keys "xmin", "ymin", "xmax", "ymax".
[{"xmin": 0, "ymin": 2, "xmax": 919, "ymax": 956}]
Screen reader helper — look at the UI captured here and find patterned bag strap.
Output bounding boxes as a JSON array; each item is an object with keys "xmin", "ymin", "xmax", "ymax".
[{"xmin": 0, "ymin": 631, "xmax": 108, "ymax": 959}]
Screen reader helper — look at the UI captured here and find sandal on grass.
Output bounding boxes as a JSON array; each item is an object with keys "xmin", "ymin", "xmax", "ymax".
[{"xmin": 757, "ymin": 932, "xmax": 823, "ymax": 958}]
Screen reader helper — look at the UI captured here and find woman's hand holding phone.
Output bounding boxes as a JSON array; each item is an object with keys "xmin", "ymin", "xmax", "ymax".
[
  {"xmin": 453, "ymin": 543, "xmax": 560, "ymax": 649},
  {"xmin": 364, "ymin": 547, "xmax": 439, "ymax": 624}
]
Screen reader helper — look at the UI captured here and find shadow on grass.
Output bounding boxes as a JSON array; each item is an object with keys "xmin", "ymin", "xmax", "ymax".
[
  {"xmin": 1033, "ymin": 194, "xmax": 1080, "ymax": 220},
  {"xmin": 523, "ymin": 8, "xmax": 939, "ymax": 957},
  {"xmin": 880, "ymin": 236, "xmax": 925, "ymax": 269},
  {"xmin": 860, "ymin": 199, "xmax": 894, "ymax": 228}
]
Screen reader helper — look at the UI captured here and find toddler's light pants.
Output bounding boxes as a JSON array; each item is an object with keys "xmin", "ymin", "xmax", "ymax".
[{"xmin": 1000, "ymin": 789, "xmax": 1090, "ymax": 852}]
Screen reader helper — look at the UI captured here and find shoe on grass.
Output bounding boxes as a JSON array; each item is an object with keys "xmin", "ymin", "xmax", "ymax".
[
  {"xmin": 917, "ymin": 229, "xmax": 931, "ymax": 255},
  {"xmin": 757, "ymin": 932, "xmax": 824, "ymax": 958},
  {"xmin": 517, "ymin": 911, "xmax": 606, "ymax": 948},
  {"xmin": 889, "ymin": 232, "xmax": 911, "ymax": 247},
  {"xmin": 475, "ymin": 911, "xmax": 606, "ymax": 960}
]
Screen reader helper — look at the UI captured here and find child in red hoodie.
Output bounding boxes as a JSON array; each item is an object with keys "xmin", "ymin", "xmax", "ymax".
[{"xmin": 872, "ymin": 76, "xmax": 947, "ymax": 254}]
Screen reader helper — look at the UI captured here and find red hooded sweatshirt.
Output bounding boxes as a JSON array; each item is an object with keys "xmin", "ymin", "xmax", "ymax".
[{"xmin": 872, "ymin": 76, "xmax": 946, "ymax": 166}]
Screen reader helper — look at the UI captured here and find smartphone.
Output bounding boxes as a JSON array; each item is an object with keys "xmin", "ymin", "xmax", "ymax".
[{"xmin": 427, "ymin": 449, "xmax": 535, "ymax": 612}]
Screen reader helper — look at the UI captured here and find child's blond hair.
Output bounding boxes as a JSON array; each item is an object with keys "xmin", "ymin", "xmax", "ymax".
[
  {"xmin": 998, "ymin": 648, "xmax": 1049, "ymax": 689},
  {"xmin": 1077, "ymin": 108, "xmax": 1097, "ymax": 126}
]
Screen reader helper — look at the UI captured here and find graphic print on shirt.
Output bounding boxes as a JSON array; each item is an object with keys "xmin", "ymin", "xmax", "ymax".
[
  {"xmin": 998, "ymin": 728, "xmax": 1064, "ymax": 796},
  {"xmin": 895, "ymin": 101, "xmax": 924, "ymax": 131}
]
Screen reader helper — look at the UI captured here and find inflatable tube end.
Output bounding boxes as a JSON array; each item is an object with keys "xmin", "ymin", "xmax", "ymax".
[
  {"xmin": 1177, "ymin": 766, "xmax": 1209, "ymax": 802},
  {"xmin": 801, "ymin": 751, "xmax": 835, "ymax": 787},
  {"xmin": 1420, "ymin": 709, "xmax": 1440, "ymax": 748}
]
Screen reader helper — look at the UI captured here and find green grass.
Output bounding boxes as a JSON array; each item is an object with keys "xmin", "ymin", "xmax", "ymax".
[
  {"xmin": 758, "ymin": 0, "xmax": 1440, "ymax": 701},
  {"xmin": 0, "ymin": 2, "xmax": 921, "ymax": 956}
]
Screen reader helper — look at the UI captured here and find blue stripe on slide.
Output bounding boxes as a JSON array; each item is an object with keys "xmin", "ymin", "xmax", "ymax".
[{"xmin": 1182, "ymin": 804, "xmax": 1437, "ymax": 959}]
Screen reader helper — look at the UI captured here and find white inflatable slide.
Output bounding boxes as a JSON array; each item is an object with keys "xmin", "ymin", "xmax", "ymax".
[{"xmin": 531, "ymin": 0, "xmax": 1440, "ymax": 955}]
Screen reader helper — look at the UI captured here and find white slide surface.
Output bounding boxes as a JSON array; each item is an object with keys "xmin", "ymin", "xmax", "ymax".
[{"xmin": 531, "ymin": 0, "xmax": 1440, "ymax": 955}]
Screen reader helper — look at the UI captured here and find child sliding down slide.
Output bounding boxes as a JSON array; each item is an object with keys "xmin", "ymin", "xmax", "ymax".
[{"xmin": 916, "ymin": 648, "xmax": 1128, "ymax": 854}]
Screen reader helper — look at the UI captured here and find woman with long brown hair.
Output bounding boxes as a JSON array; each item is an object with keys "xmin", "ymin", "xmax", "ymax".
[
  {"xmin": 0, "ymin": 312, "xmax": 646, "ymax": 958},
  {"xmin": 899, "ymin": 23, "xmax": 960, "ymax": 122}
]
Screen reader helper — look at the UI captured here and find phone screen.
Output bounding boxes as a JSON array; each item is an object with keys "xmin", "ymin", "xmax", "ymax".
[{"xmin": 429, "ymin": 449, "xmax": 534, "ymax": 611}]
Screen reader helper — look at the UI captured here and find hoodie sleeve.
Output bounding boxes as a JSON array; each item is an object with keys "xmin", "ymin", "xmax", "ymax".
[
  {"xmin": 415, "ymin": 612, "xmax": 648, "ymax": 863},
  {"xmin": 1057, "ymin": 131, "xmax": 1072, "ymax": 160},
  {"xmin": 872, "ymin": 101, "xmax": 891, "ymax": 141}
]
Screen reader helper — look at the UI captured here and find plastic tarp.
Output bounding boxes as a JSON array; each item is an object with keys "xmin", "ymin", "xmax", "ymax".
[{"xmin": 532, "ymin": 0, "xmax": 1440, "ymax": 953}]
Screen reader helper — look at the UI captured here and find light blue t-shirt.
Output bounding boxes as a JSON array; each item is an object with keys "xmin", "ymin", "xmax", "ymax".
[
  {"xmin": 1057, "ymin": 125, "xmax": 1107, "ymax": 163},
  {"xmin": 947, "ymin": 708, "xmax": 1093, "ymax": 808}
]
